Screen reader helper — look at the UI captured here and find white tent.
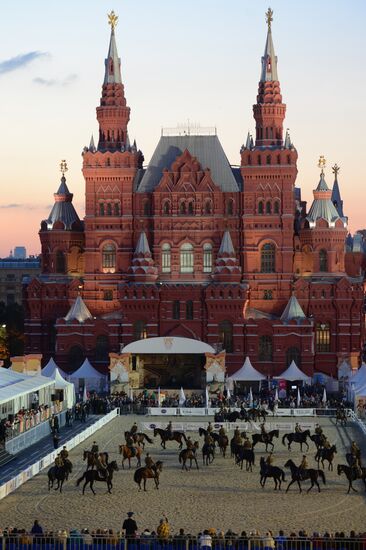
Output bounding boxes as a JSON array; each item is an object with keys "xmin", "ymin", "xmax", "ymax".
[
  {"xmin": 351, "ymin": 363, "xmax": 366, "ymax": 388},
  {"xmin": 338, "ymin": 360, "xmax": 352, "ymax": 380},
  {"xmin": 49, "ymin": 367, "xmax": 75, "ymax": 409},
  {"xmin": 274, "ymin": 361, "xmax": 310, "ymax": 382},
  {"xmin": 42, "ymin": 357, "xmax": 68, "ymax": 379},
  {"xmin": 69, "ymin": 359, "xmax": 106, "ymax": 392},
  {"xmin": 228, "ymin": 357, "xmax": 266, "ymax": 382},
  {"xmin": 0, "ymin": 367, "xmax": 54, "ymax": 410}
]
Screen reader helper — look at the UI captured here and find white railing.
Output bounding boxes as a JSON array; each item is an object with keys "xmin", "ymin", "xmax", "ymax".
[
  {"xmin": 141, "ymin": 420, "xmax": 315, "ymax": 433},
  {"xmin": 0, "ymin": 409, "xmax": 119, "ymax": 500}
]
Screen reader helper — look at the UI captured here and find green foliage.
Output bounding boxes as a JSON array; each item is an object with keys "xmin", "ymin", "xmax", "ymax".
[{"xmin": 0, "ymin": 302, "xmax": 24, "ymax": 366}]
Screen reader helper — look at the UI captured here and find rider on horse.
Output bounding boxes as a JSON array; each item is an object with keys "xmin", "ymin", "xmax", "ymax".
[
  {"xmin": 60, "ymin": 446, "xmax": 69, "ymax": 461},
  {"xmin": 91, "ymin": 441, "xmax": 99, "ymax": 456},
  {"xmin": 243, "ymin": 436, "xmax": 252, "ymax": 450},
  {"xmin": 299, "ymin": 455, "xmax": 308, "ymax": 479},
  {"xmin": 295, "ymin": 423, "xmax": 302, "ymax": 433},
  {"xmin": 350, "ymin": 441, "xmax": 362, "ymax": 477},
  {"xmin": 55, "ymin": 453, "xmax": 64, "ymax": 472},
  {"xmin": 166, "ymin": 421, "xmax": 173, "ymax": 437},
  {"xmin": 207, "ymin": 422, "xmax": 213, "ymax": 434},
  {"xmin": 126, "ymin": 433, "xmax": 137, "ymax": 457},
  {"xmin": 219, "ymin": 426, "xmax": 226, "ymax": 437},
  {"xmin": 145, "ymin": 453, "xmax": 155, "ymax": 470},
  {"xmin": 266, "ymin": 452, "xmax": 274, "ymax": 467},
  {"xmin": 204, "ymin": 433, "xmax": 214, "ymax": 446},
  {"xmin": 315, "ymin": 423, "xmax": 323, "ymax": 436},
  {"xmin": 130, "ymin": 422, "xmax": 138, "ymax": 435},
  {"xmin": 323, "ymin": 438, "xmax": 331, "ymax": 449},
  {"xmin": 260, "ymin": 422, "xmax": 268, "ymax": 442},
  {"xmin": 186, "ymin": 436, "xmax": 194, "ymax": 451}
]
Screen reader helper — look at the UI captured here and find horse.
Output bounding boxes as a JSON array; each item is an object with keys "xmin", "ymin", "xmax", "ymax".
[
  {"xmin": 83, "ymin": 450, "xmax": 109, "ymax": 470},
  {"xmin": 335, "ymin": 409, "xmax": 347, "ymax": 427},
  {"xmin": 315, "ymin": 445, "xmax": 337, "ymax": 471},
  {"xmin": 247, "ymin": 408, "xmax": 268, "ymax": 422},
  {"xmin": 153, "ymin": 428, "xmax": 187, "ymax": 449},
  {"xmin": 202, "ymin": 443, "xmax": 215, "ymax": 465},
  {"xmin": 124, "ymin": 431, "xmax": 153, "ymax": 449},
  {"xmin": 235, "ymin": 446, "xmax": 255, "ymax": 472},
  {"xmin": 179, "ymin": 442, "xmax": 199, "ymax": 471},
  {"xmin": 119, "ymin": 444, "xmax": 143, "ymax": 469},
  {"xmin": 252, "ymin": 430, "xmax": 279, "ymax": 452},
  {"xmin": 337, "ymin": 464, "xmax": 366, "ymax": 494},
  {"xmin": 284, "ymin": 459, "xmax": 326, "ymax": 493},
  {"xmin": 198, "ymin": 427, "xmax": 220, "ymax": 443},
  {"xmin": 282, "ymin": 430, "xmax": 311, "ymax": 451},
  {"xmin": 134, "ymin": 461, "xmax": 163, "ymax": 491},
  {"xmin": 310, "ymin": 433, "xmax": 326, "ymax": 450},
  {"xmin": 76, "ymin": 460, "xmax": 119, "ymax": 495},
  {"xmin": 226, "ymin": 410, "xmax": 249, "ymax": 423},
  {"xmin": 230, "ymin": 433, "xmax": 248, "ymax": 457},
  {"xmin": 48, "ymin": 461, "xmax": 73, "ymax": 493},
  {"xmin": 218, "ymin": 435, "xmax": 229, "ymax": 458},
  {"xmin": 346, "ymin": 452, "xmax": 362, "ymax": 469},
  {"xmin": 259, "ymin": 457, "xmax": 286, "ymax": 490}
]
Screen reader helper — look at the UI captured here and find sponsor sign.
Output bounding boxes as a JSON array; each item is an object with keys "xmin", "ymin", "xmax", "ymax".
[
  {"xmin": 179, "ymin": 408, "xmax": 206, "ymax": 416},
  {"xmin": 147, "ymin": 408, "xmax": 177, "ymax": 416}
]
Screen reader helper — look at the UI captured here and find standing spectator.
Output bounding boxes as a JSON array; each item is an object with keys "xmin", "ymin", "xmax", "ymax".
[
  {"xmin": 30, "ymin": 520, "xmax": 43, "ymax": 535},
  {"xmin": 157, "ymin": 516, "xmax": 170, "ymax": 542},
  {"xmin": 199, "ymin": 530, "xmax": 212, "ymax": 550},
  {"xmin": 122, "ymin": 512, "xmax": 137, "ymax": 538},
  {"xmin": 52, "ymin": 433, "xmax": 60, "ymax": 449}
]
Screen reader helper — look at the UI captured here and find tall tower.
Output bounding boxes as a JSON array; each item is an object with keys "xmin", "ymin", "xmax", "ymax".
[
  {"xmin": 240, "ymin": 8, "xmax": 298, "ymax": 314},
  {"xmin": 81, "ymin": 12, "xmax": 143, "ymax": 313}
]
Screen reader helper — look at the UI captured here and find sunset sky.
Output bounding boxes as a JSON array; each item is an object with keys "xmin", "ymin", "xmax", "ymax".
[{"xmin": 0, "ymin": 0, "xmax": 365, "ymax": 257}]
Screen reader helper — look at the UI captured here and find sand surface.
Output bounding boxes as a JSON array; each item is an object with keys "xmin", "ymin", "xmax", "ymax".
[{"xmin": 0, "ymin": 415, "xmax": 365, "ymax": 535}]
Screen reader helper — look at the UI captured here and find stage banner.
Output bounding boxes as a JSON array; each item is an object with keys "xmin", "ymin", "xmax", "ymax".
[
  {"xmin": 294, "ymin": 409, "xmax": 314, "ymax": 416},
  {"xmin": 179, "ymin": 408, "xmax": 206, "ymax": 416},
  {"xmin": 147, "ymin": 407, "xmax": 177, "ymax": 416}
]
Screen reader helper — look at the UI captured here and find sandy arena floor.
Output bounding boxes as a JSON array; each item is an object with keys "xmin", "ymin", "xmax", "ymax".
[{"xmin": 0, "ymin": 415, "xmax": 365, "ymax": 534}]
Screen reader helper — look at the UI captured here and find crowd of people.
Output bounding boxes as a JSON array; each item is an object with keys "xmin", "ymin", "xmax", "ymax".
[
  {"xmin": 1, "ymin": 519, "xmax": 366, "ymax": 549},
  {"xmin": 0, "ymin": 402, "xmax": 64, "ymax": 444}
]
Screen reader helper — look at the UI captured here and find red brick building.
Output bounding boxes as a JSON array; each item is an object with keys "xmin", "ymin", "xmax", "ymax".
[{"xmin": 24, "ymin": 12, "xmax": 365, "ymax": 382}]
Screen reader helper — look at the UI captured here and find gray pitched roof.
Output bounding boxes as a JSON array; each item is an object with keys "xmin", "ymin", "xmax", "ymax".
[
  {"xmin": 64, "ymin": 295, "xmax": 93, "ymax": 323},
  {"xmin": 104, "ymin": 29, "xmax": 122, "ymax": 84},
  {"xmin": 218, "ymin": 230, "xmax": 235, "ymax": 256},
  {"xmin": 135, "ymin": 231, "xmax": 151, "ymax": 255},
  {"xmin": 280, "ymin": 294, "xmax": 306, "ymax": 322},
  {"xmin": 136, "ymin": 135, "xmax": 240, "ymax": 193},
  {"xmin": 306, "ymin": 172, "xmax": 345, "ymax": 228},
  {"xmin": 46, "ymin": 176, "xmax": 81, "ymax": 230},
  {"xmin": 261, "ymin": 27, "xmax": 278, "ymax": 82},
  {"xmin": 331, "ymin": 178, "xmax": 344, "ymax": 217}
]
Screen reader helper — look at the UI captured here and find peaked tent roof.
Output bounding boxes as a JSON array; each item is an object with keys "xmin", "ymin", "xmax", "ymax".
[
  {"xmin": 331, "ymin": 177, "xmax": 344, "ymax": 217},
  {"xmin": 69, "ymin": 358, "xmax": 104, "ymax": 379},
  {"xmin": 135, "ymin": 231, "xmax": 151, "ymax": 255},
  {"xmin": 350, "ymin": 363, "xmax": 366, "ymax": 387},
  {"xmin": 45, "ymin": 175, "xmax": 81, "ymax": 230},
  {"xmin": 42, "ymin": 357, "xmax": 68, "ymax": 378},
  {"xmin": 274, "ymin": 360, "xmax": 310, "ymax": 381},
  {"xmin": 218, "ymin": 230, "xmax": 235, "ymax": 256},
  {"xmin": 228, "ymin": 356, "xmax": 266, "ymax": 381},
  {"xmin": 280, "ymin": 294, "xmax": 306, "ymax": 322},
  {"xmin": 64, "ymin": 295, "xmax": 93, "ymax": 323},
  {"xmin": 338, "ymin": 360, "xmax": 352, "ymax": 379},
  {"xmin": 136, "ymin": 135, "xmax": 240, "ymax": 193}
]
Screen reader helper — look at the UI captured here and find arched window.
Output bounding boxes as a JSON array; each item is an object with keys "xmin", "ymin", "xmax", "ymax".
[
  {"xmin": 95, "ymin": 334, "xmax": 109, "ymax": 362},
  {"xmin": 161, "ymin": 243, "xmax": 171, "ymax": 273},
  {"xmin": 99, "ymin": 203, "xmax": 105, "ymax": 216},
  {"xmin": 203, "ymin": 243, "xmax": 213, "ymax": 273},
  {"xmin": 277, "ymin": 155, "xmax": 281, "ymax": 165},
  {"xmin": 68, "ymin": 345, "xmax": 84, "ymax": 370},
  {"xmin": 55, "ymin": 250, "xmax": 66, "ymax": 274},
  {"xmin": 226, "ymin": 199, "xmax": 234, "ymax": 216},
  {"xmin": 258, "ymin": 155, "xmax": 262, "ymax": 165},
  {"xmin": 258, "ymin": 201, "xmax": 264, "ymax": 214},
  {"xmin": 259, "ymin": 335, "xmax": 273, "ymax": 361},
  {"xmin": 163, "ymin": 201, "xmax": 170, "ymax": 215},
  {"xmin": 219, "ymin": 320, "xmax": 233, "ymax": 353},
  {"xmin": 188, "ymin": 201, "xmax": 194, "ymax": 215},
  {"xmin": 133, "ymin": 320, "xmax": 147, "ymax": 340},
  {"xmin": 274, "ymin": 201, "xmax": 280, "ymax": 214},
  {"xmin": 266, "ymin": 155, "xmax": 271, "ymax": 165},
  {"xmin": 204, "ymin": 200, "xmax": 212, "ymax": 214},
  {"xmin": 107, "ymin": 203, "xmax": 112, "ymax": 216},
  {"xmin": 319, "ymin": 249, "xmax": 328, "ymax": 272},
  {"xmin": 173, "ymin": 300, "xmax": 180, "ymax": 320},
  {"xmin": 114, "ymin": 203, "xmax": 120, "ymax": 216},
  {"xmin": 266, "ymin": 201, "xmax": 272, "ymax": 214},
  {"xmin": 286, "ymin": 346, "xmax": 301, "ymax": 367},
  {"xmin": 261, "ymin": 243, "xmax": 276, "ymax": 273},
  {"xmin": 316, "ymin": 322, "xmax": 330, "ymax": 352},
  {"xmin": 180, "ymin": 243, "xmax": 194, "ymax": 273},
  {"xmin": 143, "ymin": 200, "xmax": 150, "ymax": 216},
  {"xmin": 102, "ymin": 244, "xmax": 116, "ymax": 271},
  {"xmin": 186, "ymin": 300, "xmax": 194, "ymax": 320},
  {"xmin": 179, "ymin": 202, "xmax": 186, "ymax": 215}
]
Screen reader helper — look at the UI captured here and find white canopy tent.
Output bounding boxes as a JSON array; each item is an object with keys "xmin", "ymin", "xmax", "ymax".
[
  {"xmin": 228, "ymin": 357, "xmax": 266, "ymax": 382},
  {"xmin": 338, "ymin": 360, "xmax": 352, "ymax": 380},
  {"xmin": 69, "ymin": 359, "xmax": 106, "ymax": 392},
  {"xmin": 123, "ymin": 336, "xmax": 215, "ymax": 355},
  {"xmin": 42, "ymin": 357, "xmax": 68, "ymax": 379},
  {"xmin": 351, "ymin": 363, "xmax": 366, "ymax": 388},
  {"xmin": 274, "ymin": 361, "xmax": 310, "ymax": 382},
  {"xmin": 48, "ymin": 367, "xmax": 75, "ymax": 409},
  {"xmin": 0, "ymin": 367, "xmax": 55, "ymax": 414}
]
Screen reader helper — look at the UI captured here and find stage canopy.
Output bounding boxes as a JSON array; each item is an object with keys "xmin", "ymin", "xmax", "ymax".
[
  {"xmin": 351, "ymin": 363, "xmax": 366, "ymax": 388},
  {"xmin": 49, "ymin": 367, "xmax": 75, "ymax": 409},
  {"xmin": 42, "ymin": 357, "xmax": 68, "ymax": 378},
  {"xmin": 123, "ymin": 336, "xmax": 215, "ymax": 355},
  {"xmin": 0, "ymin": 367, "xmax": 54, "ymax": 409},
  {"xmin": 69, "ymin": 359, "xmax": 106, "ymax": 391},
  {"xmin": 228, "ymin": 356, "xmax": 266, "ymax": 382},
  {"xmin": 274, "ymin": 361, "xmax": 310, "ymax": 382}
]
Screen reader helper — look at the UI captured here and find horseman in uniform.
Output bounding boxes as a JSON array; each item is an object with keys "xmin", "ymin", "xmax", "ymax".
[
  {"xmin": 315, "ymin": 423, "xmax": 323, "ymax": 436},
  {"xmin": 266, "ymin": 452, "xmax": 274, "ymax": 467},
  {"xmin": 295, "ymin": 423, "xmax": 302, "ymax": 433},
  {"xmin": 54, "ymin": 453, "xmax": 64, "ymax": 474},
  {"xmin": 260, "ymin": 422, "xmax": 268, "ymax": 443},
  {"xmin": 126, "ymin": 432, "xmax": 137, "ymax": 457},
  {"xmin": 299, "ymin": 455, "xmax": 308, "ymax": 479},
  {"xmin": 243, "ymin": 436, "xmax": 252, "ymax": 450},
  {"xmin": 207, "ymin": 422, "xmax": 213, "ymax": 434},
  {"xmin": 350, "ymin": 441, "xmax": 362, "ymax": 477},
  {"xmin": 130, "ymin": 422, "xmax": 138, "ymax": 435},
  {"xmin": 166, "ymin": 421, "xmax": 173, "ymax": 438},
  {"xmin": 186, "ymin": 436, "xmax": 194, "ymax": 451},
  {"xmin": 218, "ymin": 426, "xmax": 226, "ymax": 438},
  {"xmin": 91, "ymin": 441, "xmax": 99, "ymax": 456},
  {"xmin": 204, "ymin": 432, "xmax": 214, "ymax": 447},
  {"xmin": 60, "ymin": 446, "xmax": 69, "ymax": 461},
  {"xmin": 323, "ymin": 438, "xmax": 331, "ymax": 450},
  {"xmin": 145, "ymin": 453, "xmax": 155, "ymax": 470}
]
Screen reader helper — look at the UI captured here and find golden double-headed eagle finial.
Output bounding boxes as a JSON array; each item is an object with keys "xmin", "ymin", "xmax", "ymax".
[
  {"xmin": 332, "ymin": 163, "xmax": 340, "ymax": 178},
  {"xmin": 60, "ymin": 159, "xmax": 68, "ymax": 176},
  {"xmin": 266, "ymin": 7, "xmax": 273, "ymax": 30},
  {"xmin": 318, "ymin": 155, "xmax": 326, "ymax": 174},
  {"xmin": 108, "ymin": 10, "xmax": 118, "ymax": 30}
]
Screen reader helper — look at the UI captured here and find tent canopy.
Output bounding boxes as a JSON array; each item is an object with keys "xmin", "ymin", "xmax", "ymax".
[
  {"xmin": 228, "ymin": 357, "xmax": 266, "ymax": 381},
  {"xmin": 274, "ymin": 361, "xmax": 310, "ymax": 382},
  {"xmin": 49, "ymin": 367, "xmax": 75, "ymax": 409},
  {"xmin": 42, "ymin": 357, "xmax": 68, "ymax": 378},
  {"xmin": 69, "ymin": 359, "xmax": 106, "ymax": 392},
  {"xmin": 0, "ymin": 367, "xmax": 54, "ymax": 406},
  {"xmin": 338, "ymin": 360, "xmax": 352, "ymax": 380},
  {"xmin": 351, "ymin": 363, "xmax": 366, "ymax": 387},
  {"xmin": 123, "ymin": 336, "xmax": 215, "ymax": 355},
  {"xmin": 69, "ymin": 358, "xmax": 103, "ymax": 380}
]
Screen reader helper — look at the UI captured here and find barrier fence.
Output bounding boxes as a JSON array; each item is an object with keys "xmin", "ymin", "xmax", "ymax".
[
  {"xmin": 141, "ymin": 421, "xmax": 316, "ymax": 433},
  {"xmin": 0, "ymin": 534, "xmax": 364, "ymax": 550},
  {"xmin": 0, "ymin": 409, "xmax": 119, "ymax": 501},
  {"xmin": 146, "ymin": 408, "xmax": 343, "ymax": 418}
]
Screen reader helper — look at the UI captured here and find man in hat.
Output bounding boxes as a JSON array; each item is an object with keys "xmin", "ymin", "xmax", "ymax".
[
  {"xmin": 130, "ymin": 422, "xmax": 138, "ymax": 435},
  {"xmin": 60, "ymin": 446, "xmax": 69, "ymax": 461},
  {"xmin": 299, "ymin": 455, "xmax": 308, "ymax": 479},
  {"xmin": 122, "ymin": 512, "xmax": 137, "ymax": 538},
  {"xmin": 295, "ymin": 423, "xmax": 302, "ymax": 433},
  {"xmin": 145, "ymin": 453, "xmax": 155, "ymax": 470},
  {"xmin": 315, "ymin": 423, "xmax": 323, "ymax": 436},
  {"xmin": 266, "ymin": 452, "xmax": 274, "ymax": 467},
  {"xmin": 165, "ymin": 421, "xmax": 173, "ymax": 438}
]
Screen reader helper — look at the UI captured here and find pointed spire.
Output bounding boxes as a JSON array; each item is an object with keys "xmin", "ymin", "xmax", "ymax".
[
  {"xmin": 284, "ymin": 129, "xmax": 292, "ymax": 149},
  {"xmin": 89, "ymin": 134, "xmax": 96, "ymax": 152},
  {"xmin": 218, "ymin": 230, "xmax": 235, "ymax": 256},
  {"xmin": 45, "ymin": 162, "xmax": 81, "ymax": 230},
  {"xmin": 213, "ymin": 230, "xmax": 241, "ymax": 282},
  {"xmin": 260, "ymin": 8, "xmax": 278, "ymax": 82},
  {"xmin": 64, "ymin": 295, "xmax": 93, "ymax": 323},
  {"xmin": 135, "ymin": 231, "xmax": 151, "ymax": 255},
  {"xmin": 331, "ymin": 163, "xmax": 344, "ymax": 217},
  {"xmin": 104, "ymin": 12, "xmax": 122, "ymax": 84},
  {"xmin": 128, "ymin": 231, "xmax": 157, "ymax": 282},
  {"xmin": 280, "ymin": 293, "xmax": 306, "ymax": 322},
  {"xmin": 245, "ymin": 132, "xmax": 252, "ymax": 150}
]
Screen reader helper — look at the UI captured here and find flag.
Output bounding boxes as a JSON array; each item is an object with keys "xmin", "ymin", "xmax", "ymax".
[
  {"xmin": 82, "ymin": 384, "xmax": 88, "ymax": 403},
  {"xmin": 158, "ymin": 387, "xmax": 161, "ymax": 407},
  {"xmin": 179, "ymin": 387, "xmax": 186, "ymax": 406},
  {"xmin": 226, "ymin": 386, "xmax": 231, "ymax": 400},
  {"xmin": 322, "ymin": 387, "xmax": 327, "ymax": 404},
  {"xmin": 297, "ymin": 387, "xmax": 301, "ymax": 407},
  {"xmin": 129, "ymin": 387, "xmax": 134, "ymax": 401},
  {"xmin": 274, "ymin": 387, "xmax": 279, "ymax": 402},
  {"xmin": 249, "ymin": 387, "xmax": 253, "ymax": 407},
  {"xmin": 205, "ymin": 386, "xmax": 210, "ymax": 407}
]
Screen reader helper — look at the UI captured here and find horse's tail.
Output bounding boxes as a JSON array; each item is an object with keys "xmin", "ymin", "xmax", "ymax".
[
  {"xmin": 282, "ymin": 470, "xmax": 286, "ymax": 482},
  {"xmin": 144, "ymin": 434, "xmax": 153, "ymax": 444},
  {"xmin": 76, "ymin": 473, "xmax": 85, "ymax": 486},
  {"xmin": 181, "ymin": 432, "xmax": 187, "ymax": 442},
  {"xmin": 104, "ymin": 452, "xmax": 109, "ymax": 463},
  {"xmin": 318, "ymin": 470, "xmax": 326, "ymax": 485},
  {"xmin": 282, "ymin": 434, "xmax": 288, "ymax": 446},
  {"xmin": 133, "ymin": 469, "xmax": 141, "ymax": 483}
]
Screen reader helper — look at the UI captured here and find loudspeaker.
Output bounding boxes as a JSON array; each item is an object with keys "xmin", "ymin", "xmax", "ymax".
[{"xmin": 51, "ymin": 394, "xmax": 56, "ymax": 402}]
